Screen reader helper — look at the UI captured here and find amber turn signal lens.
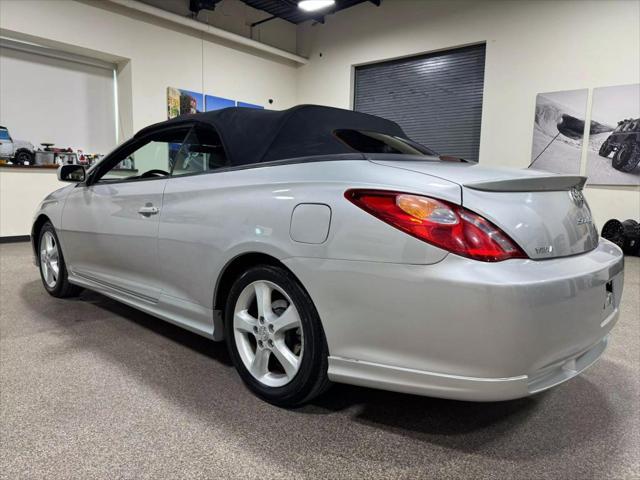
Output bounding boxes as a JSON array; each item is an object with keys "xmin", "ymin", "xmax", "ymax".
[{"xmin": 396, "ymin": 194, "xmax": 438, "ymax": 219}]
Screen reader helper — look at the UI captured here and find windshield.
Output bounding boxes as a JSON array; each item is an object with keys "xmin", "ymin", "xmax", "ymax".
[
  {"xmin": 334, "ymin": 129, "xmax": 438, "ymax": 156},
  {"xmin": 0, "ymin": 129, "xmax": 10, "ymax": 141}
]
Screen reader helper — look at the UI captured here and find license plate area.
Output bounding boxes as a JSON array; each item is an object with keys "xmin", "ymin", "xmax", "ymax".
[{"xmin": 600, "ymin": 280, "xmax": 616, "ymax": 327}]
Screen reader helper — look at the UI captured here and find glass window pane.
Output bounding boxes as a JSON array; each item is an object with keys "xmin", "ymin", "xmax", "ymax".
[
  {"xmin": 171, "ymin": 127, "xmax": 228, "ymax": 177},
  {"xmin": 334, "ymin": 129, "xmax": 438, "ymax": 156},
  {"xmin": 98, "ymin": 129, "xmax": 188, "ymax": 182}
]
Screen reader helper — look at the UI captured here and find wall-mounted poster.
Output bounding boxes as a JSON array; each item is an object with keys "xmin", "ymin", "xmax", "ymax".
[
  {"xmin": 205, "ymin": 95, "xmax": 235, "ymax": 112},
  {"xmin": 585, "ymin": 84, "xmax": 640, "ymax": 186},
  {"xmin": 237, "ymin": 101, "xmax": 264, "ymax": 110},
  {"xmin": 529, "ymin": 89, "xmax": 588, "ymax": 174},
  {"xmin": 167, "ymin": 87, "xmax": 204, "ymax": 119}
]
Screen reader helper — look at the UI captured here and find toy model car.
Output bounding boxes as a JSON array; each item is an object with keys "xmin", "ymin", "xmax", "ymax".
[
  {"xmin": 598, "ymin": 118, "xmax": 640, "ymax": 172},
  {"xmin": 31, "ymin": 105, "xmax": 624, "ymax": 407},
  {"xmin": 0, "ymin": 126, "xmax": 35, "ymax": 165}
]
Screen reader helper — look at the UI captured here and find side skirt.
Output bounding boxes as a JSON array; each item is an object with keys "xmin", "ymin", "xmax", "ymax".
[{"xmin": 69, "ymin": 272, "xmax": 222, "ymax": 340}]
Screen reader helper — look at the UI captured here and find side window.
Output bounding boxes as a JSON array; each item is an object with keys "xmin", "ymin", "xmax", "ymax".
[
  {"xmin": 170, "ymin": 126, "xmax": 228, "ymax": 177},
  {"xmin": 96, "ymin": 128, "xmax": 189, "ymax": 182}
]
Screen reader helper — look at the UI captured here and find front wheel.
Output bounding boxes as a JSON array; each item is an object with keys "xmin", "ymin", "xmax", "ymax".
[
  {"xmin": 38, "ymin": 222, "xmax": 82, "ymax": 298},
  {"xmin": 225, "ymin": 265, "xmax": 330, "ymax": 407},
  {"xmin": 13, "ymin": 149, "xmax": 34, "ymax": 165},
  {"xmin": 612, "ymin": 141, "xmax": 640, "ymax": 172},
  {"xmin": 598, "ymin": 140, "xmax": 613, "ymax": 157}
]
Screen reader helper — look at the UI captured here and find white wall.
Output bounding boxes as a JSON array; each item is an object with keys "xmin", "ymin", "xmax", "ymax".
[
  {"xmin": 0, "ymin": 170, "xmax": 60, "ymax": 237},
  {"xmin": 0, "ymin": 0, "xmax": 299, "ymax": 139},
  {"xmin": 0, "ymin": 0, "xmax": 299, "ymax": 236},
  {"xmin": 296, "ymin": 0, "xmax": 640, "ymax": 227},
  {"xmin": 0, "ymin": 47, "xmax": 116, "ymax": 154}
]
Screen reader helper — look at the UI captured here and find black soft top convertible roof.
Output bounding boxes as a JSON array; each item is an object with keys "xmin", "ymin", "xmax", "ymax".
[{"xmin": 135, "ymin": 104, "xmax": 407, "ymax": 166}]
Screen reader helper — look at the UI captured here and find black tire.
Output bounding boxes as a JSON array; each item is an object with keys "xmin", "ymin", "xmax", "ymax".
[
  {"xmin": 601, "ymin": 219, "xmax": 625, "ymax": 249},
  {"xmin": 612, "ymin": 141, "xmax": 640, "ymax": 173},
  {"xmin": 621, "ymin": 219, "xmax": 640, "ymax": 256},
  {"xmin": 225, "ymin": 265, "xmax": 330, "ymax": 407},
  {"xmin": 599, "ymin": 140, "xmax": 613, "ymax": 157},
  {"xmin": 38, "ymin": 222, "xmax": 82, "ymax": 298},
  {"xmin": 13, "ymin": 149, "xmax": 34, "ymax": 165}
]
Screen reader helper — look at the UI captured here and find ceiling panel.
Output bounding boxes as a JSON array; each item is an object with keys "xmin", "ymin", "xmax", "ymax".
[{"xmin": 241, "ymin": 0, "xmax": 378, "ymax": 24}]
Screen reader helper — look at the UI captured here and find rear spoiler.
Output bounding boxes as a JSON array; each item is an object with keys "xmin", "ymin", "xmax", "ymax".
[{"xmin": 465, "ymin": 176, "xmax": 586, "ymax": 192}]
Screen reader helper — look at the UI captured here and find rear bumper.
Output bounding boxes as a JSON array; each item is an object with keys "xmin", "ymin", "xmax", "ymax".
[
  {"xmin": 329, "ymin": 334, "xmax": 610, "ymax": 401},
  {"xmin": 284, "ymin": 239, "xmax": 624, "ymax": 401}
]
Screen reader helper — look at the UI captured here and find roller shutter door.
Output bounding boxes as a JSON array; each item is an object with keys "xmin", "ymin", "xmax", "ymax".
[{"xmin": 354, "ymin": 44, "xmax": 486, "ymax": 162}]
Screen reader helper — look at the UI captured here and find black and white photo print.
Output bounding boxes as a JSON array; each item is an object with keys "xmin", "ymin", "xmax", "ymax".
[
  {"xmin": 529, "ymin": 89, "xmax": 588, "ymax": 175},
  {"xmin": 586, "ymin": 83, "xmax": 640, "ymax": 185}
]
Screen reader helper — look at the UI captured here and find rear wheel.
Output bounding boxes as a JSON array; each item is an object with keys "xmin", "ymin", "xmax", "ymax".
[
  {"xmin": 225, "ymin": 265, "xmax": 330, "ymax": 407},
  {"xmin": 38, "ymin": 222, "xmax": 81, "ymax": 298},
  {"xmin": 612, "ymin": 141, "xmax": 640, "ymax": 172}
]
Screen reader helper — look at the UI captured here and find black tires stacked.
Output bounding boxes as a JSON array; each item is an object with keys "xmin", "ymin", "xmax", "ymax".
[{"xmin": 602, "ymin": 218, "xmax": 640, "ymax": 256}]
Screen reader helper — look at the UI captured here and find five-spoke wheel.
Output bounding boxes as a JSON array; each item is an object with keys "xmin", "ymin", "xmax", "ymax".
[
  {"xmin": 233, "ymin": 280, "xmax": 304, "ymax": 387},
  {"xmin": 225, "ymin": 265, "xmax": 330, "ymax": 407},
  {"xmin": 37, "ymin": 222, "xmax": 81, "ymax": 298},
  {"xmin": 40, "ymin": 231, "xmax": 60, "ymax": 289}
]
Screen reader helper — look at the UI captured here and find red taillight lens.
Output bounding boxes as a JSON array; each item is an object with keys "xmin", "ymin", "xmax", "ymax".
[{"xmin": 345, "ymin": 189, "xmax": 527, "ymax": 262}]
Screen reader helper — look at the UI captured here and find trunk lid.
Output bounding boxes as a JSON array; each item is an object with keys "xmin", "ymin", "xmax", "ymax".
[{"xmin": 371, "ymin": 159, "xmax": 599, "ymax": 259}]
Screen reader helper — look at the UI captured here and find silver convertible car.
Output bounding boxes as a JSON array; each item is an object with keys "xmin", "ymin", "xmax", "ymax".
[{"xmin": 32, "ymin": 105, "xmax": 624, "ymax": 407}]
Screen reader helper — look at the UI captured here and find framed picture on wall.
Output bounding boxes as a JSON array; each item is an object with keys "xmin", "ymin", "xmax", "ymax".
[
  {"xmin": 585, "ymin": 83, "xmax": 640, "ymax": 186},
  {"xmin": 167, "ymin": 87, "xmax": 204, "ymax": 119},
  {"xmin": 205, "ymin": 95, "xmax": 235, "ymax": 112},
  {"xmin": 237, "ymin": 101, "xmax": 264, "ymax": 110},
  {"xmin": 529, "ymin": 89, "xmax": 588, "ymax": 175}
]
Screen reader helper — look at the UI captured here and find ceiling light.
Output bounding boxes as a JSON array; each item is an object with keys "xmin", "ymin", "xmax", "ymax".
[{"xmin": 298, "ymin": 0, "xmax": 336, "ymax": 12}]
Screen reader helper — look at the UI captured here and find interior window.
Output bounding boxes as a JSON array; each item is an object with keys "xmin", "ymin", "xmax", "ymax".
[
  {"xmin": 170, "ymin": 126, "xmax": 228, "ymax": 176},
  {"xmin": 97, "ymin": 128, "xmax": 189, "ymax": 182},
  {"xmin": 334, "ymin": 129, "xmax": 438, "ymax": 156}
]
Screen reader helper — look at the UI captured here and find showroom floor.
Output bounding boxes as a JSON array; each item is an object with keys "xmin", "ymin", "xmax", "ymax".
[{"xmin": 1, "ymin": 242, "xmax": 638, "ymax": 480}]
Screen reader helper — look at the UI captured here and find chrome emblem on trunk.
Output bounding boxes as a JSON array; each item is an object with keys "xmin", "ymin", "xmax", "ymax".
[{"xmin": 569, "ymin": 187, "xmax": 585, "ymax": 208}]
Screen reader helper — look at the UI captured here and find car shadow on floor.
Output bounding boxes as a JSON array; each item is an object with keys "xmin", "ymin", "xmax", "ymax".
[
  {"xmin": 80, "ymin": 288, "xmax": 235, "ymax": 367},
  {"xmin": 18, "ymin": 279, "xmax": 620, "ymax": 461},
  {"xmin": 301, "ymin": 372, "xmax": 619, "ymax": 458}
]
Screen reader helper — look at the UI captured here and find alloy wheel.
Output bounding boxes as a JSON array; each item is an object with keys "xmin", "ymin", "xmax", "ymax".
[
  {"xmin": 233, "ymin": 280, "xmax": 304, "ymax": 388},
  {"xmin": 40, "ymin": 231, "xmax": 60, "ymax": 288}
]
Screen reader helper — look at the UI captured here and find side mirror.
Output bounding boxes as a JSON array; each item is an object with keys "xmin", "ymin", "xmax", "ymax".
[{"xmin": 58, "ymin": 164, "xmax": 86, "ymax": 183}]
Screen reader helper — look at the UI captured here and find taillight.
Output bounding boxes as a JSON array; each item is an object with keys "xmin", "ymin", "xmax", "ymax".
[{"xmin": 345, "ymin": 189, "xmax": 527, "ymax": 262}]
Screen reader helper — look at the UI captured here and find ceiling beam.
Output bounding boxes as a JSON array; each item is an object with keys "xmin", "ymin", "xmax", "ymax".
[{"xmin": 105, "ymin": 0, "xmax": 308, "ymax": 65}]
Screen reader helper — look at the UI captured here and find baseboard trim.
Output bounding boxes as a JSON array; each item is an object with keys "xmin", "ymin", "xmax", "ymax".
[{"xmin": 0, "ymin": 235, "xmax": 30, "ymax": 244}]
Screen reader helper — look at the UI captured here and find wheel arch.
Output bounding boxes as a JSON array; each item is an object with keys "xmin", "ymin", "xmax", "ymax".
[
  {"xmin": 14, "ymin": 147, "xmax": 34, "ymax": 160},
  {"xmin": 214, "ymin": 252, "xmax": 299, "ymax": 313},
  {"xmin": 31, "ymin": 214, "xmax": 51, "ymax": 257},
  {"xmin": 212, "ymin": 251, "xmax": 326, "ymax": 341}
]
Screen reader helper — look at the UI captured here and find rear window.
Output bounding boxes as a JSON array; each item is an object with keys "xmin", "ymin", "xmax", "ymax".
[{"xmin": 334, "ymin": 129, "xmax": 438, "ymax": 156}]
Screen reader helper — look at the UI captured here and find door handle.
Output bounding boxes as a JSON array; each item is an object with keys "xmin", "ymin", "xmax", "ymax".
[{"xmin": 138, "ymin": 205, "xmax": 159, "ymax": 216}]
